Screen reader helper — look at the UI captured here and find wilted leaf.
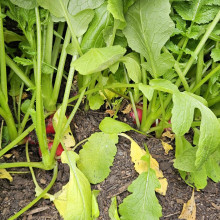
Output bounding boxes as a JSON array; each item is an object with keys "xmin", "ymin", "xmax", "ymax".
[
  {"xmin": 51, "ymin": 151, "xmax": 92, "ymax": 219},
  {"xmin": 162, "ymin": 130, "xmax": 175, "ymax": 140},
  {"xmin": 105, "ymin": 109, "xmax": 116, "ymax": 117},
  {"xmin": 161, "ymin": 141, "xmax": 173, "ymax": 154},
  {"xmin": 121, "ymin": 104, "xmax": 132, "ymax": 114},
  {"xmin": 53, "ymin": 108, "xmax": 75, "ymax": 148},
  {"xmin": 0, "ymin": 169, "xmax": 13, "ymax": 182},
  {"xmin": 179, "ymin": 190, "xmax": 196, "ymax": 220},
  {"xmin": 120, "ymin": 134, "xmax": 168, "ymax": 196}
]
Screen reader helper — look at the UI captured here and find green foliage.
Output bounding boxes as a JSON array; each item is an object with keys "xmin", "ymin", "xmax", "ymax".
[
  {"xmin": 72, "ymin": 46, "xmax": 126, "ymax": 75},
  {"xmin": 99, "ymin": 117, "xmax": 135, "ymax": 134},
  {"xmin": 123, "ymin": 0, "xmax": 174, "ymax": 77},
  {"xmin": 109, "ymin": 197, "xmax": 120, "ymax": 220},
  {"xmin": 77, "ymin": 132, "xmax": 118, "ymax": 184},
  {"xmin": 173, "ymin": 0, "xmax": 220, "ymax": 24},
  {"xmin": 119, "ymin": 170, "xmax": 162, "ymax": 220},
  {"xmin": 10, "ymin": 0, "xmax": 37, "ymax": 9}
]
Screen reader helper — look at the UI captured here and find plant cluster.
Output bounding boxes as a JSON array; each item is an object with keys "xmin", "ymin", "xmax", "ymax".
[{"xmin": 0, "ymin": 0, "xmax": 220, "ymax": 219}]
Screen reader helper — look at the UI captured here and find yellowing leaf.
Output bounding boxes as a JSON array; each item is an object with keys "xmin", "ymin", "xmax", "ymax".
[
  {"xmin": 162, "ymin": 130, "xmax": 175, "ymax": 140},
  {"xmin": 121, "ymin": 104, "xmax": 132, "ymax": 114},
  {"xmin": 161, "ymin": 141, "xmax": 173, "ymax": 154},
  {"xmin": 179, "ymin": 190, "xmax": 196, "ymax": 220},
  {"xmin": 120, "ymin": 133, "xmax": 168, "ymax": 195},
  {"xmin": 105, "ymin": 109, "xmax": 115, "ymax": 117},
  {"xmin": 4, "ymin": 154, "xmax": 13, "ymax": 158},
  {"xmin": 53, "ymin": 108, "xmax": 75, "ymax": 148},
  {"xmin": 0, "ymin": 169, "xmax": 13, "ymax": 182},
  {"xmin": 51, "ymin": 151, "xmax": 92, "ymax": 219}
]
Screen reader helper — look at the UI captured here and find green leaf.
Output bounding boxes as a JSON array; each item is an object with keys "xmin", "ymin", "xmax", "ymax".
[
  {"xmin": 119, "ymin": 170, "xmax": 162, "ymax": 220},
  {"xmin": 142, "ymin": 52, "xmax": 175, "ymax": 77},
  {"xmin": 186, "ymin": 25, "xmax": 206, "ymax": 39},
  {"xmin": 205, "ymin": 148, "xmax": 220, "ymax": 182},
  {"xmin": 109, "ymin": 197, "xmax": 120, "ymax": 220},
  {"xmin": 121, "ymin": 53, "xmax": 141, "ymax": 83},
  {"xmin": 21, "ymin": 99, "xmax": 31, "ymax": 114},
  {"xmin": 149, "ymin": 79, "xmax": 179, "ymax": 94},
  {"xmin": 123, "ymin": 0, "xmax": 174, "ymax": 78},
  {"xmin": 92, "ymin": 190, "xmax": 100, "ymax": 220},
  {"xmin": 68, "ymin": 0, "xmax": 104, "ymax": 15},
  {"xmin": 13, "ymin": 57, "xmax": 33, "ymax": 66},
  {"xmin": 4, "ymin": 30, "xmax": 25, "ymax": 43},
  {"xmin": 72, "ymin": 46, "xmax": 126, "ymax": 75},
  {"xmin": 173, "ymin": 0, "xmax": 220, "ymax": 24},
  {"xmin": 69, "ymin": 9, "xmax": 95, "ymax": 37},
  {"xmin": 10, "ymin": 0, "xmax": 37, "ymax": 9},
  {"xmin": 37, "ymin": 0, "xmax": 68, "ymax": 18},
  {"xmin": 174, "ymin": 136, "xmax": 208, "ymax": 189},
  {"xmin": 138, "ymin": 84, "xmax": 154, "ymax": 101},
  {"xmin": 174, "ymin": 147, "xmax": 198, "ymax": 172},
  {"xmin": 107, "ymin": 0, "xmax": 125, "ymax": 22},
  {"xmin": 51, "ymin": 151, "xmax": 92, "ymax": 220},
  {"xmin": 211, "ymin": 48, "xmax": 220, "ymax": 62},
  {"xmin": 99, "ymin": 117, "xmax": 135, "ymax": 134},
  {"xmin": 77, "ymin": 132, "xmax": 118, "ymax": 184},
  {"xmin": 88, "ymin": 92, "xmax": 105, "ymax": 110},
  {"xmin": 81, "ymin": 3, "xmax": 113, "ymax": 52},
  {"xmin": 172, "ymin": 91, "xmax": 220, "ymax": 168}
]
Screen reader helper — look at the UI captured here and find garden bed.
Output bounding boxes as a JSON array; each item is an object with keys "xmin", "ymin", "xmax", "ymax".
[{"xmin": 0, "ymin": 111, "xmax": 219, "ymax": 219}]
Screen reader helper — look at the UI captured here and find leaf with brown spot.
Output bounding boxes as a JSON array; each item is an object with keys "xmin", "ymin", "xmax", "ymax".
[{"xmin": 179, "ymin": 190, "xmax": 196, "ymax": 220}]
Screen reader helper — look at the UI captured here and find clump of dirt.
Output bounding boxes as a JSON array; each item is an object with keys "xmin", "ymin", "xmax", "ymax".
[{"xmin": 0, "ymin": 110, "xmax": 219, "ymax": 220}]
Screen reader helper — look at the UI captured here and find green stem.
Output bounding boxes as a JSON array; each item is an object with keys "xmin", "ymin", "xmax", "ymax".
[
  {"xmin": 5, "ymin": 55, "xmax": 35, "ymax": 89},
  {"xmin": 191, "ymin": 64, "xmax": 220, "ymax": 93},
  {"xmin": 58, "ymin": 0, "xmax": 83, "ymax": 56},
  {"xmin": 0, "ymin": 124, "xmax": 34, "ymax": 157},
  {"xmin": 8, "ymin": 164, "xmax": 58, "ymax": 220},
  {"xmin": 50, "ymin": 49, "xmax": 79, "ymax": 161},
  {"xmin": 42, "ymin": 16, "xmax": 54, "ymax": 111},
  {"xmin": 174, "ymin": 62, "xmax": 190, "ymax": 91},
  {"xmin": 35, "ymin": 7, "xmax": 51, "ymax": 168},
  {"xmin": 124, "ymin": 66, "xmax": 140, "ymax": 128},
  {"xmin": 0, "ymin": 162, "xmax": 47, "ymax": 169},
  {"xmin": 195, "ymin": 49, "xmax": 204, "ymax": 95},
  {"xmin": 208, "ymin": 96, "xmax": 220, "ymax": 107},
  {"xmin": 51, "ymin": 22, "xmax": 65, "ymax": 67},
  {"xmin": 50, "ymin": 28, "xmax": 71, "ymax": 107},
  {"xmin": 0, "ymin": 4, "xmax": 7, "ymax": 101},
  {"xmin": 182, "ymin": 11, "xmax": 220, "ymax": 77},
  {"xmin": 140, "ymin": 55, "xmax": 148, "ymax": 130},
  {"xmin": 18, "ymin": 92, "xmax": 36, "ymax": 135}
]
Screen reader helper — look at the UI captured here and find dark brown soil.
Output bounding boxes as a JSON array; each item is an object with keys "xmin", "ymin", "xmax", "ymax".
[{"xmin": 0, "ymin": 110, "xmax": 220, "ymax": 220}]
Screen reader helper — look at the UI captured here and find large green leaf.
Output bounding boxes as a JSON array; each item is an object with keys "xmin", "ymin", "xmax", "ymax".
[
  {"xmin": 172, "ymin": 91, "xmax": 220, "ymax": 168},
  {"xmin": 10, "ymin": 0, "xmax": 36, "ymax": 9},
  {"xmin": 123, "ymin": 0, "xmax": 174, "ymax": 77},
  {"xmin": 72, "ymin": 46, "xmax": 126, "ymax": 75},
  {"xmin": 68, "ymin": 0, "xmax": 104, "ymax": 15},
  {"xmin": 52, "ymin": 152, "xmax": 92, "ymax": 220},
  {"xmin": 81, "ymin": 2, "xmax": 113, "ymax": 52},
  {"xmin": 77, "ymin": 132, "xmax": 118, "ymax": 184},
  {"xmin": 99, "ymin": 117, "xmax": 135, "ymax": 134},
  {"xmin": 173, "ymin": 0, "xmax": 220, "ymax": 24},
  {"xmin": 107, "ymin": 0, "xmax": 125, "ymax": 22},
  {"xmin": 119, "ymin": 170, "xmax": 162, "ymax": 220}
]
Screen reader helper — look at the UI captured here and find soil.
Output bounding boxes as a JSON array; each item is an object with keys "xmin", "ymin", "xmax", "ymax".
[{"xmin": 0, "ymin": 110, "xmax": 220, "ymax": 220}]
